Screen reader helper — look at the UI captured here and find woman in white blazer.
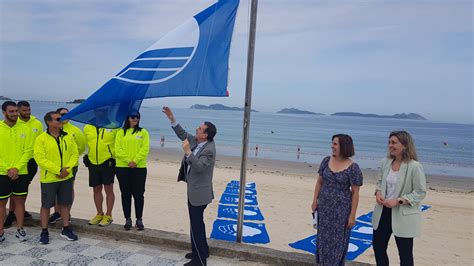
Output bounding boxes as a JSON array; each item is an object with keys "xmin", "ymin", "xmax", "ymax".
[{"xmin": 372, "ymin": 131, "xmax": 427, "ymax": 266}]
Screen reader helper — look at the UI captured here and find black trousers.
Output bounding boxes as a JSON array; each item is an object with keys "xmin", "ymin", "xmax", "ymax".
[
  {"xmin": 188, "ymin": 200, "xmax": 209, "ymax": 264},
  {"xmin": 373, "ymin": 207, "xmax": 414, "ymax": 266},
  {"xmin": 116, "ymin": 167, "xmax": 147, "ymax": 219}
]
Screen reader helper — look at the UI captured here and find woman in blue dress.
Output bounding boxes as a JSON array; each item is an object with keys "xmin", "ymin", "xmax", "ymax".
[{"xmin": 311, "ymin": 134, "xmax": 363, "ymax": 265}]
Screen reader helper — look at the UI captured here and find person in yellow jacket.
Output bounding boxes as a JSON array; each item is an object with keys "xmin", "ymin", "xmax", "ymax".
[
  {"xmin": 0, "ymin": 101, "xmax": 33, "ymax": 243},
  {"xmin": 83, "ymin": 109, "xmax": 118, "ymax": 227},
  {"xmin": 48, "ymin": 107, "xmax": 86, "ymax": 224},
  {"xmin": 4, "ymin": 101, "xmax": 43, "ymax": 227},
  {"xmin": 115, "ymin": 112, "xmax": 150, "ymax": 230},
  {"xmin": 34, "ymin": 111, "xmax": 79, "ymax": 244}
]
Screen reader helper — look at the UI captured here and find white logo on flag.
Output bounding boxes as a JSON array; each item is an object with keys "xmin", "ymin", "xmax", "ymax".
[{"xmin": 114, "ymin": 18, "xmax": 200, "ymax": 84}]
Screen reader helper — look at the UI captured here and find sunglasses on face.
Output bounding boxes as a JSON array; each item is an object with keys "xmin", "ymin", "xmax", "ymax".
[
  {"xmin": 52, "ymin": 117, "xmax": 61, "ymax": 122},
  {"xmin": 130, "ymin": 115, "xmax": 140, "ymax": 119}
]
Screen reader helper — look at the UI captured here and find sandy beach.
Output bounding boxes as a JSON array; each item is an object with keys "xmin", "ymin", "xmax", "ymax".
[{"xmin": 22, "ymin": 147, "xmax": 473, "ymax": 265}]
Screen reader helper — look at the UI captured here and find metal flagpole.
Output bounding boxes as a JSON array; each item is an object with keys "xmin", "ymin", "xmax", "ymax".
[{"xmin": 237, "ymin": 0, "xmax": 258, "ymax": 243}]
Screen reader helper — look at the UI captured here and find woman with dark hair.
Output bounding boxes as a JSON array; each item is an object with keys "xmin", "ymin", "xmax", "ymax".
[
  {"xmin": 114, "ymin": 112, "xmax": 150, "ymax": 230},
  {"xmin": 311, "ymin": 134, "xmax": 363, "ymax": 265},
  {"xmin": 372, "ymin": 131, "xmax": 426, "ymax": 266}
]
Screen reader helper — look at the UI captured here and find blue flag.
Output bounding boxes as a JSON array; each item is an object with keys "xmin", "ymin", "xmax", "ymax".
[{"xmin": 63, "ymin": 0, "xmax": 240, "ymax": 128}]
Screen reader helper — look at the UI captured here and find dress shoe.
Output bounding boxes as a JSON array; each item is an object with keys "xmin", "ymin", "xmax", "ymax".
[
  {"xmin": 183, "ymin": 258, "xmax": 206, "ymax": 266},
  {"xmin": 185, "ymin": 252, "xmax": 209, "ymax": 259}
]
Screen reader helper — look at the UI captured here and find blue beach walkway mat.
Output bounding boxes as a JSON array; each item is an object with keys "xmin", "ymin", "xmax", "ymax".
[
  {"xmin": 217, "ymin": 205, "xmax": 264, "ymax": 221},
  {"xmin": 289, "ymin": 206, "xmax": 432, "ymax": 260},
  {"xmin": 227, "ymin": 180, "xmax": 256, "ymax": 189},
  {"xmin": 219, "ymin": 193, "xmax": 258, "ymax": 206},
  {"xmin": 288, "ymin": 235, "xmax": 371, "ymax": 261},
  {"xmin": 224, "ymin": 186, "xmax": 257, "ymax": 196},
  {"xmin": 210, "ymin": 219, "xmax": 270, "ymax": 244}
]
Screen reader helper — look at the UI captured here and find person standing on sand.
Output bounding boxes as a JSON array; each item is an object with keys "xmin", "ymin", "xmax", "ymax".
[
  {"xmin": 311, "ymin": 134, "xmax": 363, "ymax": 265},
  {"xmin": 372, "ymin": 131, "xmax": 427, "ymax": 266},
  {"xmin": 162, "ymin": 106, "xmax": 216, "ymax": 266},
  {"xmin": 115, "ymin": 112, "xmax": 150, "ymax": 231}
]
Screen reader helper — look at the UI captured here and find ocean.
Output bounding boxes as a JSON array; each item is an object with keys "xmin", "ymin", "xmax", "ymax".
[{"xmin": 26, "ymin": 102, "xmax": 474, "ymax": 178}]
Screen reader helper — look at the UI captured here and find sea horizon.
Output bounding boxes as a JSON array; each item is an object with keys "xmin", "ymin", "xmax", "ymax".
[{"xmin": 22, "ymin": 102, "xmax": 474, "ymax": 178}]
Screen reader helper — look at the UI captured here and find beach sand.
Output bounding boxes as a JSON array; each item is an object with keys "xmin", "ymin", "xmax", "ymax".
[{"xmin": 23, "ymin": 147, "xmax": 473, "ymax": 265}]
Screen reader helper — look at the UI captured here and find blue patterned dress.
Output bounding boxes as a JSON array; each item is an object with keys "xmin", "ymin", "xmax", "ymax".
[{"xmin": 316, "ymin": 156, "xmax": 363, "ymax": 265}]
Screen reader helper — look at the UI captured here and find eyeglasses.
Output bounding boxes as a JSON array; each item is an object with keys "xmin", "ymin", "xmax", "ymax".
[
  {"xmin": 130, "ymin": 115, "xmax": 140, "ymax": 119},
  {"xmin": 53, "ymin": 117, "xmax": 61, "ymax": 122}
]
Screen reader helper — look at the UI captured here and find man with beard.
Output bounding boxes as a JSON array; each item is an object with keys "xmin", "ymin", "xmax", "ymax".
[
  {"xmin": 4, "ymin": 101, "xmax": 43, "ymax": 227},
  {"xmin": 0, "ymin": 101, "xmax": 33, "ymax": 242}
]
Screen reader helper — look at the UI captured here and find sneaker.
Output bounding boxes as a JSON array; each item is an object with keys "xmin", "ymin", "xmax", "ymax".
[
  {"xmin": 88, "ymin": 214, "xmax": 103, "ymax": 225},
  {"xmin": 60, "ymin": 228, "xmax": 78, "ymax": 241},
  {"xmin": 98, "ymin": 215, "xmax": 113, "ymax": 227},
  {"xmin": 124, "ymin": 218, "xmax": 132, "ymax": 231},
  {"xmin": 15, "ymin": 228, "xmax": 28, "ymax": 242},
  {"xmin": 136, "ymin": 218, "xmax": 144, "ymax": 231},
  {"xmin": 4, "ymin": 212, "xmax": 15, "ymax": 227},
  {"xmin": 24, "ymin": 211, "xmax": 32, "ymax": 219},
  {"xmin": 0, "ymin": 233, "xmax": 5, "ymax": 243},
  {"xmin": 39, "ymin": 230, "xmax": 49, "ymax": 245},
  {"xmin": 48, "ymin": 212, "xmax": 62, "ymax": 224}
]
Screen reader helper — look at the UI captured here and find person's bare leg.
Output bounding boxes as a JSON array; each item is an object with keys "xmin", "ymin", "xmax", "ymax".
[
  {"xmin": 12, "ymin": 196, "xmax": 25, "ymax": 229},
  {"xmin": 93, "ymin": 185, "xmax": 104, "ymax": 215},
  {"xmin": 40, "ymin": 207, "xmax": 50, "ymax": 229},
  {"xmin": 0, "ymin": 199, "xmax": 7, "ymax": 235},
  {"xmin": 103, "ymin": 184, "xmax": 114, "ymax": 216}
]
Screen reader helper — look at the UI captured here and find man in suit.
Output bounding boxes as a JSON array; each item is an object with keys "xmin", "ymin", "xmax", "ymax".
[{"xmin": 162, "ymin": 107, "xmax": 216, "ymax": 266}]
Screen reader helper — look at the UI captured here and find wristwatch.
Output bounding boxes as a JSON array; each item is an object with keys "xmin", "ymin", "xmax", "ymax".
[{"xmin": 398, "ymin": 198, "xmax": 404, "ymax": 205}]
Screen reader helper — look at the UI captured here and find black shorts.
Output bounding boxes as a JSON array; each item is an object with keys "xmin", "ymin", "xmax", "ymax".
[
  {"xmin": 41, "ymin": 179, "xmax": 74, "ymax": 208},
  {"xmin": 0, "ymin": 175, "xmax": 30, "ymax": 200},
  {"xmin": 71, "ymin": 166, "xmax": 79, "ymax": 181},
  {"xmin": 26, "ymin": 158, "xmax": 38, "ymax": 183},
  {"xmin": 88, "ymin": 159, "xmax": 115, "ymax": 187}
]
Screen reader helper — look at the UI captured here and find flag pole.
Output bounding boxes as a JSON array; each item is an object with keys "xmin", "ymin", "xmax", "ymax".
[{"xmin": 237, "ymin": 0, "xmax": 258, "ymax": 243}]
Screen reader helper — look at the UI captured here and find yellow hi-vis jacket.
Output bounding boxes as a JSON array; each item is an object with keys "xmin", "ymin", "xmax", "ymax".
[
  {"xmin": 83, "ymin": 125, "xmax": 118, "ymax": 165},
  {"xmin": 18, "ymin": 115, "xmax": 43, "ymax": 141},
  {"xmin": 0, "ymin": 120, "xmax": 33, "ymax": 175},
  {"xmin": 115, "ymin": 128, "xmax": 150, "ymax": 168},
  {"xmin": 63, "ymin": 122, "xmax": 86, "ymax": 156},
  {"xmin": 34, "ymin": 130, "xmax": 79, "ymax": 183}
]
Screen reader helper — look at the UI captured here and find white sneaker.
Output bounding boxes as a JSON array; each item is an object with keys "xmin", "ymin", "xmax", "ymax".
[{"xmin": 15, "ymin": 228, "xmax": 28, "ymax": 242}]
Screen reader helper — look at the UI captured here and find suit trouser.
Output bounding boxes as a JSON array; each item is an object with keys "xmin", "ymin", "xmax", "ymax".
[
  {"xmin": 116, "ymin": 167, "xmax": 147, "ymax": 219},
  {"xmin": 373, "ymin": 207, "xmax": 414, "ymax": 266},
  {"xmin": 188, "ymin": 200, "xmax": 209, "ymax": 262}
]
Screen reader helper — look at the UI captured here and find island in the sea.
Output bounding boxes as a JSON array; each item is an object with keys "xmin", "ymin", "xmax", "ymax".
[
  {"xmin": 67, "ymin": 99, "xmax": 85, "ymax": 104},
  {"xmin": 190, "ymin": 104, "xmax": 258, "ymax": 112},
  {"xmin": 277, "ymin": 108, "xmax": 325, "ymax": 115},
  {"xmin": 331, "ymin": 112, "xmax": 427, "ymax": 120},
  {"xmin": 0, "ymin": 96, "xmax": 12, "ymax": 100}
]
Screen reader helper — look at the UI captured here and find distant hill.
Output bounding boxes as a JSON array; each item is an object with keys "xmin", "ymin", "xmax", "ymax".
[
  {"xmin": 0, "ymin": 96, "xmax": 11, "ymax": 100},
  {"xmin": 190, "ymin": 104, "xmax": 258, "ymax": 112},
  {"xmin": 277, "ymin": 108, "xmax": 325, "ymax": 115},
  {"xmin": 67, "ymin": 99, "xmax": 85, "ymax": 104},
  {"xmin": 331, "ymin": 112, "xmax": 427, "ymax": 120}
]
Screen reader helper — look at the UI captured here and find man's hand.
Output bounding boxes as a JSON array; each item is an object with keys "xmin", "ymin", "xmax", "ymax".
[
  {"xmin": 58, "ymin": 167, "xmax": 70, "ymax": 178},
  {"xmin": 162, "ymin": 107, "xmax": 176, "ymax": 124},
  {"xmin": 7, "ymin": 168, "xmax": 19, "ymax": 180},
  {"xmin": 128, "ymin": 161, "xmax": 137, "ymax": 168},
  {"xmin": 182, "ymin": 139, "xmax": 192, "ymax": 156},
  {"xmin": 383, "ymin": 198, "xmax": 399, "ymax": 208}
]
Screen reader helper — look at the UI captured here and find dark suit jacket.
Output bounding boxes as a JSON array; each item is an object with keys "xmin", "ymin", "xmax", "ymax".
[{"xmin": 173, "ymin": 124, "xmax": 215, "ymax": 206}]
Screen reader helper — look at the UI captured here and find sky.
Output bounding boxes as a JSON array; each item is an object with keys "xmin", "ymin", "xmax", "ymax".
[{"xmin": 0, "ymin": 0, "xmax": 472, "ymax": 124}]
